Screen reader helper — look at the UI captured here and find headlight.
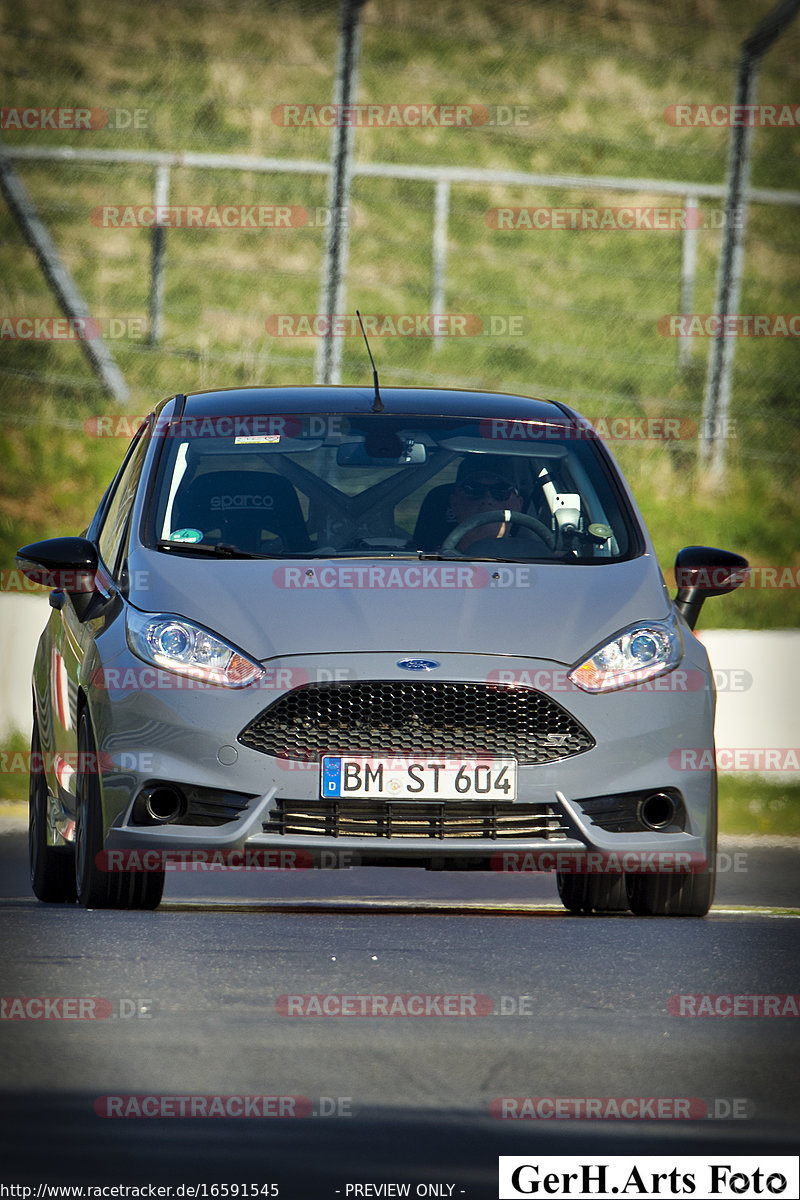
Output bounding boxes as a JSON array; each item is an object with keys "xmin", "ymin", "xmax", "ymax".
[
  {"xmin": 126, "ymin": 609, "xmax": 264, "ymax": 688},
  {"xmin": 568, "ymin": 616, "xmax": 682, "ymax": 693}
]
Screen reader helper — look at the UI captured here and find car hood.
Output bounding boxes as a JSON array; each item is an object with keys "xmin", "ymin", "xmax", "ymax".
[{"xmin": 127, "ymin": 548, "xmax": 673, "ymax": 667}]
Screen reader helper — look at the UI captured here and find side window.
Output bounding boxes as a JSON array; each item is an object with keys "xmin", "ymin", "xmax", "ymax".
[{"xmin": 97, "ymin": 428, "xmax": 150, "ymax": 577}]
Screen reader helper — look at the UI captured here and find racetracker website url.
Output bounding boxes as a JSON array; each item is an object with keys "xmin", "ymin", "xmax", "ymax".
[{"xmin": 0, "ymin": 1188, "xmax": 279, "ymax": 1198}]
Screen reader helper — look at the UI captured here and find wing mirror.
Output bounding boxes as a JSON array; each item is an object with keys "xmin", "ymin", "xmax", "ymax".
[
  {"xmin": 673, "ymin": 545, "xmax": 749, "ymax": 630},
  {"xmin": 15, "ymin": 537, "xmax": 99, "ymax": 595}
]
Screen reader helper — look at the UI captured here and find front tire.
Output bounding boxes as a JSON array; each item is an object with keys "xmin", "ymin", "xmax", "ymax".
[
  {"xmin": 75, "ymin": 712, "xmax": 165, "ymax": 910},
  {"xmin": 557, "ymin": 872, "xmax": 629, "ymax": 915},
  {"xmin": 625, "ymin": 862, "xmax": 716, "ymax": 917},
  {"xmin": 29, "ymin": 715, "xmax": 76, "ymax": 903},
  {"xmin": 625, "ymin": 802, "xmax": 717, "ymax": 918}
]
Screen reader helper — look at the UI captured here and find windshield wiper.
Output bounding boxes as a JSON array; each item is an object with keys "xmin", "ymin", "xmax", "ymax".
[
  {"xmin": 155, "ymin": 540, "xmax": 273, "ymax": 559},
  {"xmin": 416, "ymin": 550, "xmax": 559, "ymax": 564},
  {"xmin": 416, "ymin": 550, "xmax": 524, "ymax": 562}
]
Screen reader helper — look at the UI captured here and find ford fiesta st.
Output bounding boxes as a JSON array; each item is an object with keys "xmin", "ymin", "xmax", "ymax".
[{"xmin": 17, "ymin": 386, "xmax": 748, "ymax": 914}]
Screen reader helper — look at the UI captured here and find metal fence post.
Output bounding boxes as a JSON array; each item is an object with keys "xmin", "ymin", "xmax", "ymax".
[
  {"xmin": 699, "ymin": 0, "xmax": 800, "ymax": 482},
  {"xmin": 431, "ymin": 179, "xmax": 450, "ymax": 353},
  {"xmin": 148, "ymin": 163, "xmax": 170, "ymax": 346},
  {"xmin": 698, "ymin": 57, "xmax": 758, "ymax": 480},
  {"xmin": 679, "ymin": 192, "xmax": 698, "ymax": 370},
  {"xmin": 314, "ymin": 0, "xmax": 365, "ymax": 386}
]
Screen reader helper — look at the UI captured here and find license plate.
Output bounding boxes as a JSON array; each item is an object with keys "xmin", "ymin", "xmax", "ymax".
[{"xmin": 320, "ymin": 756, "xmax": 517, "ymax": 800}]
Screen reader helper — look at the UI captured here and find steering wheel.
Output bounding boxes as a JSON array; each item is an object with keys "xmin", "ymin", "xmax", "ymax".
[{"xmin": 440, "ymin": 509, "xmax": 555, "ymax": 555}]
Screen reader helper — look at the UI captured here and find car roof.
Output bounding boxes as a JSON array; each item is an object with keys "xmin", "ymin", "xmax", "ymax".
[{"xmin": 172, "ymin": 386, "xmax": 571, "ymax": 423}]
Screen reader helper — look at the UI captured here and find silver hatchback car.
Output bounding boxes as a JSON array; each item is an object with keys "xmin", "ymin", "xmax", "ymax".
[{"xmin": 18, "ymin": 386, "xmax": 747, "ymax": 915}]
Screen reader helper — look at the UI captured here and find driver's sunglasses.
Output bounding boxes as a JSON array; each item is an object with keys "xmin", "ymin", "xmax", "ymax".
[{"xmin": 459, "ymin": 480, "xmax": 518, "ymax": 501}]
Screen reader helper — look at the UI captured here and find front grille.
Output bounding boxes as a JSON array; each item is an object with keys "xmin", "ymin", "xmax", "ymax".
[
  {"xmin": 238, "ymin": 681, "xmax": 594, "ymax": 765},
  {"xmin": 263, "ymin": 799, "xmax": 570, "ymax": 840}
]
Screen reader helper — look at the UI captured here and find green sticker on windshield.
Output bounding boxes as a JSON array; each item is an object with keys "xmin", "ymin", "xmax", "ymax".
[{"xmin": 170, "ymin": 528, "xmax": 204, "ymax": 543}]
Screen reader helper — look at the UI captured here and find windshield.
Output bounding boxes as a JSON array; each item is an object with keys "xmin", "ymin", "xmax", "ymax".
[{"xmin": 146, "ymin": 412, "xmax": 638, "ymax": 562}]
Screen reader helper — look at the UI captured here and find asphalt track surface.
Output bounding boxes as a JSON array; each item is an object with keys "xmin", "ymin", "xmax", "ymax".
[{"xmin": 1, "ymin": 825, "xmax": 798, "ymax": 1197}]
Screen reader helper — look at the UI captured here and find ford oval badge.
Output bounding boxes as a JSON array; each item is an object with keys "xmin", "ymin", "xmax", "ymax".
[{"xmin": 397, "ymin": 658, "xmax": 440, "ymax": 672}]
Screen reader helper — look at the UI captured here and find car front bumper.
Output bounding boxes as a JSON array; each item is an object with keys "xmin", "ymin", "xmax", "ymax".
[{"xmin": 91, "ymin": 642, "xmax": 718, "ymax": 872}]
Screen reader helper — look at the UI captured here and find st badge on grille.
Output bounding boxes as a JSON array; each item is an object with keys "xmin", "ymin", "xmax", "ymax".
[{"xmin": 396, "ymin": 658, "xmax": 440, "ymax": 672}]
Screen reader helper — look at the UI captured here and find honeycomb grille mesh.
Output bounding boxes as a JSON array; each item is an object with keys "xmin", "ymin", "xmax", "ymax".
[{"xmin": 238, "ymin": 680, "xmax": 594, "ymax": 765}]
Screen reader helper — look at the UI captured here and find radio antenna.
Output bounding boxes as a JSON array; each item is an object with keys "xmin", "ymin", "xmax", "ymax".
[{"xmin": 356, "ymin": 310, "xmax": 384, "ymax": 413}]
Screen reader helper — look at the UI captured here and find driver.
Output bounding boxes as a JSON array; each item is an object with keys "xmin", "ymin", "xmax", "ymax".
[{"xmin": 448, "ymin": 457, "xmax": 523, "ymax": 552}]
